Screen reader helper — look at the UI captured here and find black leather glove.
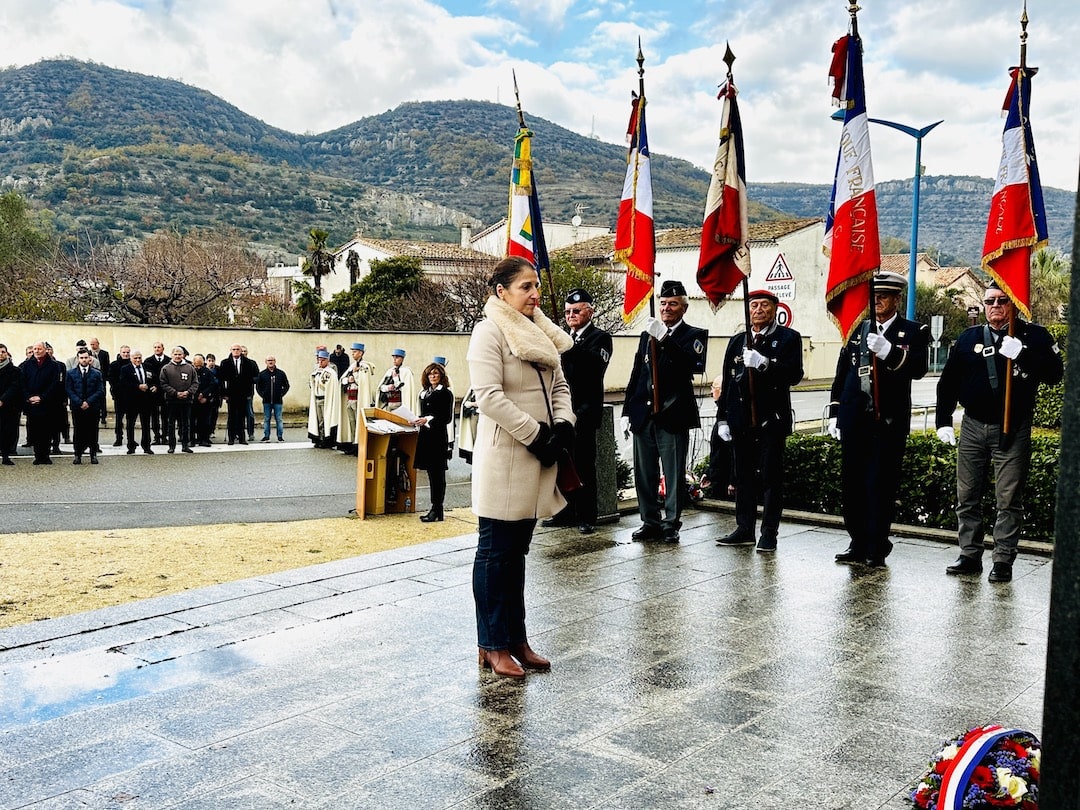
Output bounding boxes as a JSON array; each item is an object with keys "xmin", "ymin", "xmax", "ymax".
[
  {"xmin": 525, "ymin": 422, "xmax": 559, "ymax": 467},
  {"xmin": 552, "ymin": 420, "xmax": 575, "ymax": 452}
]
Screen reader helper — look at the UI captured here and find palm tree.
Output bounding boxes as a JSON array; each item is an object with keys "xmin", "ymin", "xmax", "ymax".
[
  {"xmin": 1030, "ymin": 247, "xmax": 1070, "ymax": 325},
  {"xmin": 303, "ymin": 228, "xmax": 334, "ymax": 300},
  {"xmin": 301, "ymin": 228, "xmax": 334, "ymax": 328}
]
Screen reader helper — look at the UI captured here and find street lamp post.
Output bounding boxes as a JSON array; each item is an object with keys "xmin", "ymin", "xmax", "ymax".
[
  {"xmin": 867, "ymin": 117, "xmax": 944, "ymax": 320},
  {"xmin": 829, "ymin": 111, "xmax": 943, "ymax": 319}
]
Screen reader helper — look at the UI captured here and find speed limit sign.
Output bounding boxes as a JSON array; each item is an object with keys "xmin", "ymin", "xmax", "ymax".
[{"xmin": 775, "ymin": 301, "xmax": 793, "ymax": 327}]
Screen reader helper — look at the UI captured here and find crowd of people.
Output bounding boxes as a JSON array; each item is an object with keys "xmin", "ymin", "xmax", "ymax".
[{"xmin": 0, "ymin": 264, "xmax": 1063, "ymax": 679}]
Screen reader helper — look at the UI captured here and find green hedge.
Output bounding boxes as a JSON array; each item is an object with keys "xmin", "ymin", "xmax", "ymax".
[
  {"xmin": 783, "ymin": 431, "xmax": 1060, "ymax": 543},
  {"xmin": 1033, "ymin": 322, "xmax": 1067, "ymax": 429}
]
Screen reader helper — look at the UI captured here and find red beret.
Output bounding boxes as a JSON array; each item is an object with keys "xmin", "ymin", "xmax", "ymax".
[{"xmin": 747, "ymin": 289, "xmax": 779, "ymax": 304}]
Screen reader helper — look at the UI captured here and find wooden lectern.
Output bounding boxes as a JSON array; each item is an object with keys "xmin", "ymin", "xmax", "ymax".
[{"xmin": 354, "ymin": 407, "xmax": 419, "ymax": 519}]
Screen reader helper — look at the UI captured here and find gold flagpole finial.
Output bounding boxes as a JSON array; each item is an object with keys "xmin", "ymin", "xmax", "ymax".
[
  {"xmin": 1019, "ymin": 1, "xmax": 1029, "ymax": 70},
  {"xmin": 848, "ymin": 0, "xmax": 862, "ymax": 36}
]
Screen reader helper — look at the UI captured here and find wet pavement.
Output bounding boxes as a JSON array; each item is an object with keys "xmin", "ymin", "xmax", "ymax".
[{"xmin": 0, "ymin": 506, "xmax": 1050, "ymax": 809}]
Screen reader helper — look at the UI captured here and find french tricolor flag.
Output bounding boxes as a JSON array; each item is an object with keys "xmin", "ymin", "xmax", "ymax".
[
  {"xmin": 982, "ymin": 67, "xmax": 1047, "ymax": 319},
  {"xmin": 823, "ymin": 33, "xmax": 880, "ymax": 342},
  {"xmin": 616, "ymin": 95, "xmax": 655, "ymax": 323}
]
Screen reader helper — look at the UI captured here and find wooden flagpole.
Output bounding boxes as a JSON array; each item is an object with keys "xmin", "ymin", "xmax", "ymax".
[{"xmin": 634, "ymin": 39, "xmax": 661, "ymax": 416}]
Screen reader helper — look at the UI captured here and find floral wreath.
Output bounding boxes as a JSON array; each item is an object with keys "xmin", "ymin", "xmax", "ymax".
[{"xmin": 910, "ymin": 725, "xmax": 1040, "ymax": 809}]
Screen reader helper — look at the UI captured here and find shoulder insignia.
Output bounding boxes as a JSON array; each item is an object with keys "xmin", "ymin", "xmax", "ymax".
[
  {"xmin": 600, "ymin": 348, "xmax": 610, "ymax": 363},
  {"xmin": 898, "ymin": 330, "xmax": 906, "ymax": 338},
  {"xmin": 974, "ymin": 343, "xmax": 984, "ymax": 353},
  {"xmin": 693, "ymin": 339, "xmax": 705, "ymax": 355}
]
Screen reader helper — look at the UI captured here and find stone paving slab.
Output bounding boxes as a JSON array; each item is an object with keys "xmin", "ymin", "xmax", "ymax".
[{"xmin": 0, "ymin": 510, "xmax": 1049, "ymax": 809}]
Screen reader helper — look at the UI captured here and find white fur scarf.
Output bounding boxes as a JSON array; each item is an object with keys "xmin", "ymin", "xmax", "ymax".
[{"xmin": 483, "ymin": 295, "xmax": 574, "ymax": 370}]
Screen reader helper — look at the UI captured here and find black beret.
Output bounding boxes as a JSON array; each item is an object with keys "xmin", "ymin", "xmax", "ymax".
[
  {"xmin": 565, "ymin": 288, "xmax": 593, "ymax": 305},
  {"xmin": 660, "ymin": 279, "xmax": 687, "ymax": 297}
]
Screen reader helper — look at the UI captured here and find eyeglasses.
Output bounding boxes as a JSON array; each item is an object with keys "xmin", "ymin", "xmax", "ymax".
[
  {"xmin": 564, "ymin": 307, "xmax": 587, "ymax": 315},
  {"xmin": 984, "ymin": 296, "xmax": 1011, "ymax": 306}
]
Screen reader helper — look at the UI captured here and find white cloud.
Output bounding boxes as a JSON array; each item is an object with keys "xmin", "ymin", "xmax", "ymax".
[{"xmin": 0, "ymin": 0, "xmax": 1075, "ymax": 197}]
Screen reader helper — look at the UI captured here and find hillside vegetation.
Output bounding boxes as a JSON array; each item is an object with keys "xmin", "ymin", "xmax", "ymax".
[{"xmin": 0, "ymin": 59, "xmax": 1072, "ymax": 265}]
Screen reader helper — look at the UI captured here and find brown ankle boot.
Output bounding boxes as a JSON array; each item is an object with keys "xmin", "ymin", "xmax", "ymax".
[
  {"xmin": 477, "ymin": 648, "xmax": 525, "ymax": 678},
  {"xmin": 509, "ymin": 641, "xmax": 550, "ymax": 671}
]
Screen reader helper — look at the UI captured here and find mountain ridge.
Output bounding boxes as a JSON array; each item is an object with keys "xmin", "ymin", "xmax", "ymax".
[{"xmin": 0, "ymin": 59, "xmax": 1072, "ymax": 266}]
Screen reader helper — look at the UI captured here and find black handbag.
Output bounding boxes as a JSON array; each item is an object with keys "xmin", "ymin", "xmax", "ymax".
[{"xmin": 535, "ymin": 366, "xmax": 582, "ymax": 496}]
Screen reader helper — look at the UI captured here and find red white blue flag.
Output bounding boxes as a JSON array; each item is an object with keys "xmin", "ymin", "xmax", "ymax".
[
  {"xmin": 823, "ymin": 33, "xmax": 880, "ymax": 342},
  {"xmin": 697, "ymin": 79, "xmax": 750, "ymax": 310},
  {"xmin": 615, "ymin": 95, "xmax": 655, "ymax": 323},
  {"xmin": 981, "ymin": 67, "xmax": 1046, "ymax": 319}
]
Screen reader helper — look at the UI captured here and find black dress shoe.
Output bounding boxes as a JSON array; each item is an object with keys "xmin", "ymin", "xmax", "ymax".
[
  {"xmin": 238, "ymin": 438, "xmax": 248, "ymax": 445},
  {"xmin": 72, "ymin": 456, "xmax": 82, "ymax": 465},
  {"xmin": 716, "ymin": 529, "xmax": 754, "ymax": 546},
  {"xmin": 1, "ymin": 458, "xmax": 14, "ymax": 466},
  {"xmin": 988, "ymin": 562, "xmax": 1013, "ymax": 583},
  {"xmin": 578, "ymin": 523, "xmax": 596, "ymax": 535},
  {"xmin": 112, "ymin": 439, "xmax": 123, "ymax": 447},
  {"xmin": 631, "ymin": 525, "xmax": 663, "ymax": 541},
  {"xmin": 144, "ymin": 448, "xmax": 154, "ymax": 455},
  {"xmin": 662, "ymin": 529, "xmax": 680, "ymax": 543},
  {"xmin": 167, "ymin": 447, "xmax": 175, "ymax": 454},
  {"xmin": 540, "ymin": 518, "xmax": 558, "ymax": 528},
  {"xmin": 90, "ymin": 456, "xmax": 99, "ymax": 464},
  {"xmin": 228, "ymin": 438, "xmax": 234, "ymax": 445},
  {"xmin": 127, "ymin": 449, "xmax": 136, "ymax": 454},
  {"xmin": 834, "ymin": 548, "xmax": 864, "ymax": 564},
  {"xmin": 182, "ymin": 446, "xmax": 193, "ymax": 453},
  {"xmin": 946, "ymin": 556, "xmax": 983, "ymax": 576},
  {"xmin": 863, "ymin": 556, "xmax": 887, "ymax": 568}
]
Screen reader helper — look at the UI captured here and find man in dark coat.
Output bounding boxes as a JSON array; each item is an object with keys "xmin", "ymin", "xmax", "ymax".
[
  {"xmin": 935, "ymin": 282, "xmax": 1063, "ymax": 583},
  {"xmin": 142, "ymin": 341, "xmax": 169, "ymax": 444},
  {"xmin": 89, "ymin": 337, "xmax": 110, "ymax": 427},
  {"xmin": 0, "ymin": 343, "xmax": 22, "ymax": 464},
  {"xmin": 828, "ymin": 271, "xmax": 931, "ymax": 567},
  {"xmin": 108, "ymin": 345, "xmax": 132, "ymax": 447},
  {"xmin": 545, "ymin": 288, "xmax": 613, "ymax": 534},
  {"xmin": 216, "ymin": 342, "xmax": 258, "ymax": 445},
  {"xmin": 192, "ymin": 354, "xmax": 220, "ymax": 447},
  {"xmin": 21, "ymin": 341, "xmax": 62, "ymax": 464},
  {"xmin": 65, "ymin": 346, "xmax": 105, "ymax": 464},
  {"xmin": 622, "ymin": 279, "xmax": 709, "ymax": 543},
  {"xmin": 121, "ymin": 349, "xmax": 156, "ymax": 454},
  {"xmin": 715, "ymin": 289, "xmax": 804, "ymax": 552}
]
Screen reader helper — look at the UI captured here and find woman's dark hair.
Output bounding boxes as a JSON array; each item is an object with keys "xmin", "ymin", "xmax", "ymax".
[
  {"xmin": 421, "ymin": 362, "xmax": 449, "ymax": 390},
  {"xmin": 488, "ymin": 256, "xmax": 536, "ymax": 292}
]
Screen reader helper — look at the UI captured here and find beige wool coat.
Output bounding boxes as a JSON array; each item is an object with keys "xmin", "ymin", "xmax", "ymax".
[{"xmin": 468, "ymin": 296, "xmax": 575, "ymax": 521}]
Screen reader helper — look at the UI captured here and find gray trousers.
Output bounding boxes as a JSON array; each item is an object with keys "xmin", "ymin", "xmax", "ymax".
[
  {"xmin": 633, "ymin": 421, "xmax": 689, "ymax": 532},
  {"xmin": 955, "ymin": 415, "xmax": 1031, "ymax": 564}
]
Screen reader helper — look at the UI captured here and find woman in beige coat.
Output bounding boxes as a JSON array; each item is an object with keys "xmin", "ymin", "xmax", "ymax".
[{"xmin": 468, "ymin": 257, "xmax": 574, "ymax": 678}]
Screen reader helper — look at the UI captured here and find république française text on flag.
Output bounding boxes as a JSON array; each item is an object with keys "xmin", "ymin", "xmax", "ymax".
[
  {"xmin": 506, "ymin": 125, "xmax": 549, "ymax": 273},
  {"xmin": 823, "ymin": 33, "xmax": 880, "ymax": 342},
  {"xmin": 697, "ymin": 78, "xmax": 750, "ymax": 309},
  {"xmin": 616, "ymin": 95, "xmax": 655, "ymax": 323},
  {"xmin": 981, "ymin": 67, "xmax": 1047, "ymax": 319}
]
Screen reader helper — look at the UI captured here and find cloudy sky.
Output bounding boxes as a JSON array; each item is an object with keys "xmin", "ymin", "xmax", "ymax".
[{"xmin": 3, "ymin": 0, "xmax": 1078, "ymax": 195}]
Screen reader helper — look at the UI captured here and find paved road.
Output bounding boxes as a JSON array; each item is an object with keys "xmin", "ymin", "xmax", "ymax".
[
  {"xmin": 0, "ymin": 440, "xmax": 479, "ymax": 534},
  {"xmin": 2, "ymin": 376, "xmax": 942, "ymax": 534}
]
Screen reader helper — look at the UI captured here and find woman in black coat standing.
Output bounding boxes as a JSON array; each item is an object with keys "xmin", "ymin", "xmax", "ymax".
[{"xmin": 412, "ymin": 362, "xmax": 454, "ymax": 522}]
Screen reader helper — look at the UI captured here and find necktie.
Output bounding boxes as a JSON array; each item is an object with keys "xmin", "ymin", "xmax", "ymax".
[{"xmin": 138, "ymin": 367, "xmax": 144, "ymax": 384}]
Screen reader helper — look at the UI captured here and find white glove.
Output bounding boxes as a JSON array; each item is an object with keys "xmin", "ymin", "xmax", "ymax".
[
  {"xmin": 742, "ymin": 348, "xmax": 767, "ymax": 370},
  {"xmin": 865, "ymin": 331, "xmax": 892, "ymax": 360},
  {"xmin": 827, "ymin": 417, "xmax": 841, "ymax": 441},
  {"xmin": 380, "ymin": 384, "xmax": 392, "ymax": 392},
  {"xmin": 936, "ymin": 426, "xmax": 956, "ymax": 445},
  {"xmin": 645, "ymin": 317, "xmax": 667, "ymax": 341},
  {"xmin": 718, "ymin": 422, "xmax": 732, "ymax": 442},
  {"xmin": 620, "ymin": 415, "xmax": 631, "ymax": 437},
  {"xmin": 999, "ymin": 335, "xmax": 1024, "ymax": 359}
]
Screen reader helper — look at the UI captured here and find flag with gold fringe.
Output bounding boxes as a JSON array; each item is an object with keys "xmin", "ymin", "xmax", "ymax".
[
  {"xmin": 697, "ymin": 77, "xmax": 750, "ymax": 309},
  {"xmin": 823, "ymin": 32, "xmax": 880, "ymax": 342},
  {"xmin": 981, "ymin": 66, "xmax": 1046, "ymax": 319},
  {"xmin": 615, "ymin": 95, "xmax": 655, "ymax": 323}
]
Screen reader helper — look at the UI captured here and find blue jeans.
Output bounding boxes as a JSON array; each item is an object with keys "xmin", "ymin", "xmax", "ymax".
[
  {"xmin": 263, "ymin": 402, "xmax": 283, "ymax": 439},
  {"xmin": 633, "ymin": 421, "xmax": 689, "ymax": 531},
  {"xmin": 473, "ymin": 517, "xmax": 535, "ymax": 650}
]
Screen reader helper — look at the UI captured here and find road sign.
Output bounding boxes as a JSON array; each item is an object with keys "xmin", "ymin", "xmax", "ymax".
[{"xmin": 775, "ymin": 301, "xmax": 793, "ymax": 328}]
